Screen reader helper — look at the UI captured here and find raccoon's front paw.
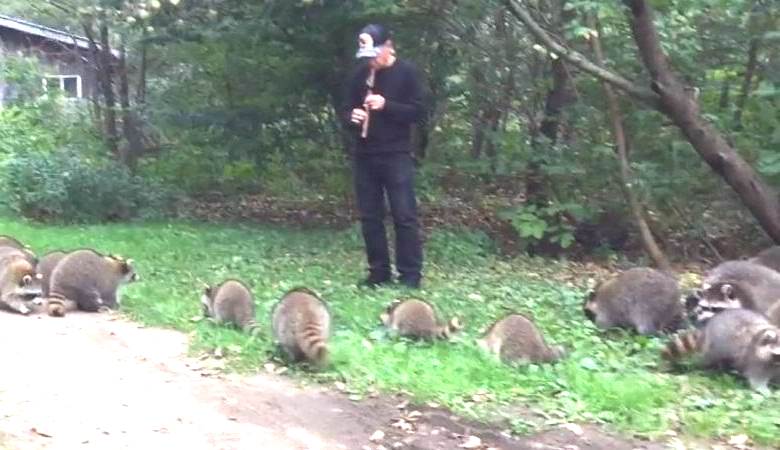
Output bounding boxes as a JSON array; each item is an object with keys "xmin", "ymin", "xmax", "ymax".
[
  {"xmin": 18, "ymin": 304, "xmax": 31, "ymax": 315},
  {"xmin": 97, "ymin": 305, "xmax": 112, "ymax": 314}
]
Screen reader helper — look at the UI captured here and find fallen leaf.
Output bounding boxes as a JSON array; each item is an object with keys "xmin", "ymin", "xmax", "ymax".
[
  {"xmin": 728, "ymin": 434, "xmax": 750, "ymax": 448},
  {"xmin": 459, "ymin": 435, "xmax": 482, "ymax": 448},
  {"xmin": 369, "ymin": 430, "xmax": 385, "ymax": 442},
  {"xmin": 560, "ymin": 423, "xmax": 583, "ymax": 436}
]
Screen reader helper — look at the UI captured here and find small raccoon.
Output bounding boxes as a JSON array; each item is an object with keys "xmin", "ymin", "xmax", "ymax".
[
  {"xmin": 748, "ymin": 246, "xmax": 780, "ymax": 273},
  {"xmin": 662, "ymin": 308, "xmax": 780, "ymax": 393},
  {"xmin": 36, "ymin": 250, "xmax": 67, "ymax": 297},
  {"xmin": 477, "ymin": 313, "xmax": 565, "ymax": 364},
  {"xmin": 48, "ymin": 249, "xmax": 138, "ymax": 314},
  {"xmin": 583, "ymin": 267, "xmax": 684, "ymax": 335},
  {"xmin": 271, "ymin": 287, "xmax": 330, "ymax": 367},
  {"xmin": 0, "ymin": 255, "xmax": 43, "ymax": 315},
  {"xmin": 201, "ymin": 279, "xmax": 258, "ymax": 333},
  {"xmin": 690, "ymin": 260, "xmax": 780, "ymax": 325},
  {"xmin": 380, "ymin": 298, "xmax": 462, "ymax": 340}
]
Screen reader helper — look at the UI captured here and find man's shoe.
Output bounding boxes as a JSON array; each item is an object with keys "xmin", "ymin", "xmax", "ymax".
[
  {"xmin": 398, "ymin": 276, "xmax": 421, "ymax": 289},
  {"xmin": 357, "ymin": 275, "xmax": 392, "ymax": 289}
]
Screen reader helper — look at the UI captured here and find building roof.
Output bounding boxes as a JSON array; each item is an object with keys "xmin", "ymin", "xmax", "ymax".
[{"xmin": 0, "ymin": 13, "xmax": 119, "ymax": 57}]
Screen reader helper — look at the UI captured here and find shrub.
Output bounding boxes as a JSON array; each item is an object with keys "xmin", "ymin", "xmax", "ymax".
[{"xmin": 0, "ymin": 152, "xmax": 180, "ymax": 223}]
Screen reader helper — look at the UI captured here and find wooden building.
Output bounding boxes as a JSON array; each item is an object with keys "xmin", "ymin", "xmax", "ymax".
[{"xmin": 0, "ymin": 14, "xmax": 117, "ymax": 106}]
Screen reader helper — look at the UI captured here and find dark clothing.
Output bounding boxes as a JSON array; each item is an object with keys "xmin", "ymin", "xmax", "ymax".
[
  {"xmin": 342, "ymin": 59, "xmax": 425, "ymax": 284},
  {"xmin": 353, "ymin": 152, "xmax": 422, "ymax": 282},
  {"xmin": 343, "ymin": 59, "xmax": 424, "ymax": 154}
]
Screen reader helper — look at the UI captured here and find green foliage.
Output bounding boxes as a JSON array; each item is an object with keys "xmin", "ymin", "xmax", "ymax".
[
  {"xmin": 4, "ymin": 217, "xmax": 780, "ymax": 446},
  {"xmin": 499, "ymin": 202, "xmax": 587, "ymax": 249},
  {"xmin": 0, "ymin": 152, "xmax": 178, "ymax": 223},
  {"xmin": 0, "ymin": 55, "xmax": 46, "ymax": 104}
]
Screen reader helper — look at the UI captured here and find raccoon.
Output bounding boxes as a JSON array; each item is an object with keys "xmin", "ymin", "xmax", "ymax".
[
  {"xmin": 36, "ymin": 250, "xmax": 67, "ymax": 297},
  {"xmin": 0, "ymin": 255, "xmax": 43, "ymax": 315},
  {"xmin": 380, "ymin": 298, "xmax": 462, "ymax": 340},
  {"xmin": 477, "ymin": 313, "xmax": 565, "ymax": 364},
  {"xmin": 271, "ymin": 287, "xmax": 330, "ymax": 367},
  {"xmin": 690, "ymin": 260, "xmax": 780, "ymax": 325},
  {"xmin": 47, "ymin": 249, "xmax": 138, "ymax": 313},
  {"xmin": 201, "ymin": 279, "xmax": 258, "ymax": 333},
  {"xmin": 748, "ymin": 246, "xmax": 780, "ymax": 273},
  {"xmin": 662, "ymin": 308, "xmax": 780, "ymax": 393},
  {"xmin": 583, "ymin": 267, "xmax": 684, "ymax": 335}
]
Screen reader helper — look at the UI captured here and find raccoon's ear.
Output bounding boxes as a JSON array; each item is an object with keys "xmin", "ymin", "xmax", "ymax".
[
  {"xmin": 759, "ymin": 329, "xmax": 779, "ymax": 346},
  {"xmin": 203, "ymin": 285, "xmax": 213, "ymax": 296},
  {"xmin": 22, "ymin": 274, "xmax": 32, "ymax": 284},
  {"xmin": 379, "ymin": 312, "xmax": 389, "ymax": 324},
  {"xmin": 721, "ymin": 284, "xmax": 734, "ymax": 298},
  {"xmin": 35, "ymin": 273, "xmax": 43, "ymax": 280},
  {"xmin": 126, "ymin": 258, "xmax": 134, "ymax": 266},
  {"xmin": 450, "ymin": 316, "xmax": 463, "ymax": 330}
]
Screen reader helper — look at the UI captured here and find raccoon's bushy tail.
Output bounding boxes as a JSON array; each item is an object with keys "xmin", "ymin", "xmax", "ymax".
[
  {"xmin": 296, "ymin": 320, "xmax": 329, "ymax": 366},
  {"xmin": 46, "ymin": 294, "xmax": 74, "ymax": 317},
  {"xmin": 435, "ymin": 317, "xmax": 464, "ymax": 340},
  {"xmin": 661, "ymin": 330, "xmax": 702, "ymax": 361},
  {"xmin": 243, "ymin": 320, "xmax": 265, "ymax": 338}
]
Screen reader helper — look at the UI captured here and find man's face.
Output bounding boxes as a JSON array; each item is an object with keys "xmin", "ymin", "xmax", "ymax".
[
  {"xmin": 358, "ymin": 33, "xmax": 394, "ymax": 68},
  {"xmin": 374, "ymin": 43, "xmax": 395, "ymax": 68}
]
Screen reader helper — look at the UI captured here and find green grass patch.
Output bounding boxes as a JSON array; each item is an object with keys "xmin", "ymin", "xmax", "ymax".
[{"xmin": 3, "ymin": 216, "xmax": 780, "ymax": 445}]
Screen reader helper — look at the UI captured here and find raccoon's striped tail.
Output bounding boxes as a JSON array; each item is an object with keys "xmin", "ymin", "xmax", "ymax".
[
  {"xmin": 296, "ymin": 321, "xmax": 329, "ymax": 367},
  {"xmin": 661, "ymin": 330, "xmax": 703, "ymax": 361},
  {"xmin": 243, "ymin": 320, "xmax": 265, "ymax": 338},
  {"xmin": 46, "ymin": 295, "xmax": 76, "ymax": 318},
  {"xmin": 435, "ymin": 317, "xmax": 464, "ymax": 340}
]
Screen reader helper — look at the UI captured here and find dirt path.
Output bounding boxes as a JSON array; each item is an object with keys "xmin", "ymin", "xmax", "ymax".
[{"xmin": 0, "ymin": 312, "xmax": 671, "ymax": 450}]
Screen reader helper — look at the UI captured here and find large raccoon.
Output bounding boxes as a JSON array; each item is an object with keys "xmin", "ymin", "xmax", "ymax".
[
  {"xmin": 47, "ymin": 249, "xmax": 138, "ymax": 313},
  {"xmin": 380, "ymin": 298, "xmax": 462, "ymax": 340},
  {"xmin": 689, "ymin": 260, "xmax": 780, "ymax": 325},
  {"xmin": 583, "ymin": 267, "xmax": 684, "ymax": 335},
  {"xmin": 0, "ymin": 255, "xmax": 43, "ymax": 315},
  {"xmin": 201, "ymin": 279, "xmax": 258, "ymax": 333},
  {"xmin": 271, "ymin": 287, "xmax": 330, "ymax": 367},
  {"xmin": 662, "ymin": 308, "xmax": 780, "ymax": 393},
  {"xmin": 477, "ymin": 313, "xmax": 565, "ymax": 364},
  {"xmin": 36, "ymin": 250, "xmax": 67, "ymax": 297},
  {"xmin": 748, "ymin": 246, "xmax": 780, "ymax": 273}
]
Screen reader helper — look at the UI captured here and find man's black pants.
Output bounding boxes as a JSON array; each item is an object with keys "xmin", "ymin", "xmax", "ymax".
[{"xmin": 352, "ymin": 151, "xmax": 422, "ymax": 283}]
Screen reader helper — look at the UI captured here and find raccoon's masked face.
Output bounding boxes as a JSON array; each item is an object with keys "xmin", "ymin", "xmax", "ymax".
[
  {"xmin": 201, "ymin": 286, "xmax": 214, "ymax": 317},
  {"xmin": 582, "ymin": 291, "xmax": 597, "ymax": 323},
  {"xmin": 753, "ymin": 329, "xmax": 780, "ymax": 365},
  {"xmin": 694, "ymin": 283, "xmax": 743, "ymax": 321},
  {"xmin": 379, "ymin": 299, "xmax": 402, "ymax": 326},
  {"xmin": 16, "ymin": 272, "xmax": 43, "ymax": 299}
]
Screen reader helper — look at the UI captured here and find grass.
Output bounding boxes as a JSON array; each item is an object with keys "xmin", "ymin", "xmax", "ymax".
[{"xmin": 3, "ymin": 216, "xmax": 780, "ymax": 446}]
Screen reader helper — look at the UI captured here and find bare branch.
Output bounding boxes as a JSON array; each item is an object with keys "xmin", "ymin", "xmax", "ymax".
[{"xmin": 501, "ymin": 0, "xmax": 661, "ymax": 109}]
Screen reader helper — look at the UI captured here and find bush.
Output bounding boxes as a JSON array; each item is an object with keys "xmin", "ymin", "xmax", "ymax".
[{"xmin": 0, "ymin": 152, "xmax": 180, "ymax": 223}]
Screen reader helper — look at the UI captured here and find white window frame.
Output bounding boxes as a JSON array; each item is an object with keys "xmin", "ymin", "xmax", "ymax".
[{"xmin": 41, "ymin": 74, "xmax": 83, "ymax": 98}]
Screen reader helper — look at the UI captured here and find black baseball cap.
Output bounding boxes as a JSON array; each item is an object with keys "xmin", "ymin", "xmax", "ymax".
[{"xmin": 355, "ymin": 23, "xmax": 391, "ymax": 59}]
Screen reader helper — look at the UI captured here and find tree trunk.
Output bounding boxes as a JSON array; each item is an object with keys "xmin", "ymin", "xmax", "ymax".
[
  {"xmin": 84, "ymin": 20, "xmax": 119, "ymax": 156},
  {"xmin": 118, "ymin": 42, "xmax": 144, "ymax": 171},
  {"xmin": 623, "ymin": 0, "xmax": 780, "ymax": 243},
  {"xmin": 136, "ymin": 27, "xmax": 148, "ymax": 106},
  {"xmin": 733, "ymin": 37, "xmax": 760, "ymax": 128},
  {"xmin": 589, "ymin": 15, "xmax": 672, "ymax": 271}
]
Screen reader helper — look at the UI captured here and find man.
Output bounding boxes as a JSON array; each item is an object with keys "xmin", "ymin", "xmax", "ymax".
[{"xmin": 343, "ymin": 23, "xmax": 425, "ymax": 289}]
